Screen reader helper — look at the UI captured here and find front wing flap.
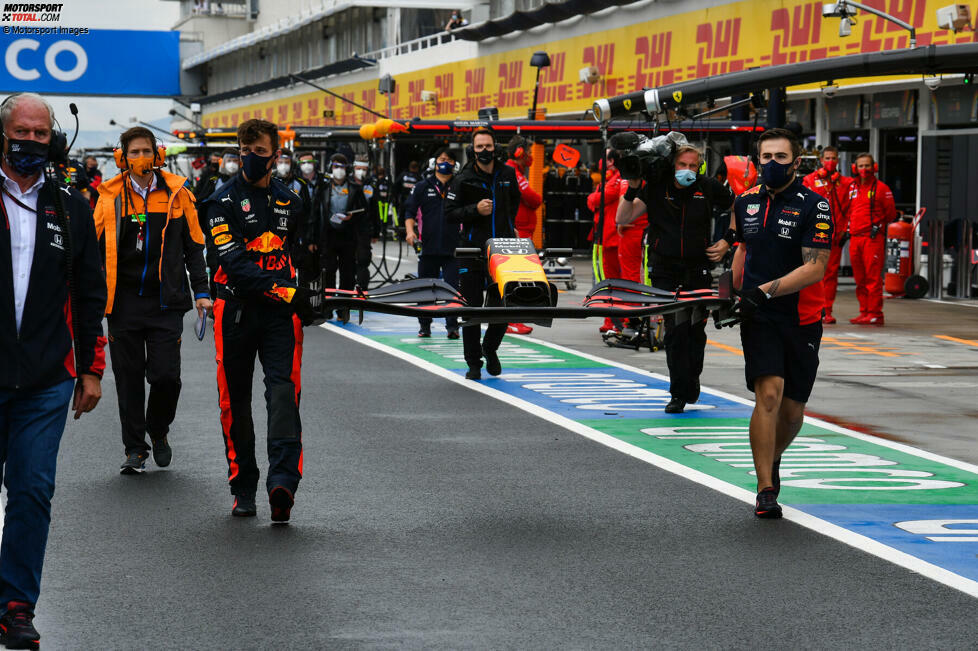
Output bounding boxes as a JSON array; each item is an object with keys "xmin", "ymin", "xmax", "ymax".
[{"xmin": 320, "ymin": 274, "xmax": 737, "ymax": 326}]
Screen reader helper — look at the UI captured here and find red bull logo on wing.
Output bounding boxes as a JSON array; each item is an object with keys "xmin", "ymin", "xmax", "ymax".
[{"xmin": 245, "ymin": 231, "xmax": 285, "ymax": 253}]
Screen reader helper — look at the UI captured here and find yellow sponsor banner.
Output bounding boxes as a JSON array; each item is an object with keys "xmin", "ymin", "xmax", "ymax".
[{"xmin": 202, "ymin": 0, "xmax": 977, "ymax": 128}]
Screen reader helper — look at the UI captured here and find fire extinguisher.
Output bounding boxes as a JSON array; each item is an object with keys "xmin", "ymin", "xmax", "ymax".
[{"xmin": 885, "ymin": 207, "xmax": 928, "ymax": 298}]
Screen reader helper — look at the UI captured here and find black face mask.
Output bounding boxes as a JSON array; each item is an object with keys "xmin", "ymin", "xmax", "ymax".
[
  {"xmin": 475, "ymin": 148, "xmax": 494, "ymax": 165},
  {"xmin": 241, "ymin": 151, "xmax": 273, "ymax": 182},
  {"xmin": 5, "ymin": 138, "xmax": 49, "ymax": 176}
]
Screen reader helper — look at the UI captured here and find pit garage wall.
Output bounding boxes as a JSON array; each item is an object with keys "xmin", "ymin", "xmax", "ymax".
[{"xmin": 200, "ymin": 0, "xmax": 977, "ymax": 128}]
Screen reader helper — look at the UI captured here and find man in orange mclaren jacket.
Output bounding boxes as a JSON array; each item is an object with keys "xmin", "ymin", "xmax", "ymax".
[{"xmin": 94, "ymin": 126, "xmax": 211, "ymax": 475}]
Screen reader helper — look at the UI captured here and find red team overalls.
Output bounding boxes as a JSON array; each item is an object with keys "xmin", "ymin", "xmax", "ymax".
[{"xmin": 802, "ymin": 168, "xmax": 853, "ymax": 321}]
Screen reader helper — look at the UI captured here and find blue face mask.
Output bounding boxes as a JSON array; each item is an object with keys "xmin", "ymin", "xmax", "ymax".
[
  {"xmin": 240, "ymin": 151, "xmax": 272, "ymax": 182},
  {"xmin": 761, "ymin": 159, "xmax": 796, "ymax": 189},
  {"xmin": 674, "ymin": 169, "xmax": 696, "ymax": 187},
  {"xmin": 435, "ymin": 161, "xmax": 454, "ymax": 175}
]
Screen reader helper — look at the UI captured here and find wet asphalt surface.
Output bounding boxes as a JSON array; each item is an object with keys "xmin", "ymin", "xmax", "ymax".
[{"xmin": 26, "ymin": 306, "xmax": 978, "ymax": 649}]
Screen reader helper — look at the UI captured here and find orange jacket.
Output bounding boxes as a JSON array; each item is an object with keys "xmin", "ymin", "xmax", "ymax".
[{"xmin": 94, "ymin": 170, "xmax": 208, "ymax": 315}]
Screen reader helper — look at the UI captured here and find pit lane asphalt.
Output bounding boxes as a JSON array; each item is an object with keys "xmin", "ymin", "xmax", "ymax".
[{"xmin": 30, "ymin": 311, "xmax": 977, "ymax": 649}]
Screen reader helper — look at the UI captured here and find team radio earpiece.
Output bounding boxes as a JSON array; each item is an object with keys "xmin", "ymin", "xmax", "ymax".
[
  {"xmin": 114, "ymin": 145, "xmax": 166, "ymax": 170},
  {"xmin": 510, "ymin": 135, "xmax": 527, "ymax": 161},
  {"xmin": 817, "ymin": 167, "xmax": 841, "ymax": 182},
  {"xmin": 851, "ymin": 160, "xmax": 878, "ymax": 174}
]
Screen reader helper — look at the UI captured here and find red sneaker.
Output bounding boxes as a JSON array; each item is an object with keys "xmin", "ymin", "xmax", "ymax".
[
  {"xmin": 598, "ymin": 318, "xmax": 616, "ymax": 333},
  {"xmin": 507, "ymin": 323, "xmax": 533, "ymax": 335},
  {"xmin": 822, "ymin": 313, "xmax": 837, "ymax": 324},
  {"xmin": 863, "ymin": 315, "xmax": 884, "ymax": 326},
  {"xmin": 849, "ymin": 315, "xmax": 870, "ymax": 325}
]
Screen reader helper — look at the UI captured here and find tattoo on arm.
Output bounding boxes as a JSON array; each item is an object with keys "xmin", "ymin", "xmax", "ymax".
[
  {"xmin": 768, "ymin": 279, "xmax": 781, "ymax": 298},
  {"xmin": 802, "ymin": 247, "xmax": 830, "ymax": 266}
]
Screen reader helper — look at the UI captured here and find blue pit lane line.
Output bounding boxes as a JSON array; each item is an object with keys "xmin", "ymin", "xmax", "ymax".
[{"xmin": 324, "ymin": 313, "xmax": 978, "ymax": 599}]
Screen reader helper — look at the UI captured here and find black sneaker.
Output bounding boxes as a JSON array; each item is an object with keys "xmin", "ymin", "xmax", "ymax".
[
  {"xmin": 464, "ymin": 367, "xmax": 481, "ymax": 380},
  {"xmin": 120, "ymin": 451, "xmax": 148, "ymax": 475},
  {"xmin": 483, "ymin": 346, "xmax": 502, "ymax": 376},
  {"xmin": 337, "ymin": 308, "xmax": 350, "ymax": 324},
  {"xmin": 0, "ymin": 601, "xmax": 40, "ymax": 650},
  {"xmin": 754, "ymin": 487, "xmax": 783, "ymax": 519},
  {"xmin": 232, "ymin": 494, "xmax": 257, "ymax": 517},
  {"xmin": 446, "ymin": 329, "xmax": 460, "ymax": 340},
  {"xmin": 664, "ymin": 398, "xmax": 686, "ymax": 414},
  {"xmin": 151, "ymin": 436, "xmax": 172, "ymax": 467},
  {"xmin": 269, "ymin": 486, "xmax": 294, "ymax": 524},
  {"xmin": 418, "ymin": 328, "xmax": 431, "ymax": 338},
  {"xmin": 772, "ymin": 456, "xmax": 782, "ymax": 497}
]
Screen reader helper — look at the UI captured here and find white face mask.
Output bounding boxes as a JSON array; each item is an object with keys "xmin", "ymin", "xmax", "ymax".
[
  {"xmin": 332, "ymin": 167, "xmax": 346, "ymax": 181},
  {"xmin": 223, "ymin": 161, "xmax": 239, "ymax": 175},
  {"xmin": 276, "ymin": 162, "xmax": 291, "ymax": 177},
  {"xmin": 300, "ymin": 162, "xmax": 315, "ymax": 175},
  {"xmin": 354, "ymin": 168, "xmax": 367, "ymax": 180}
]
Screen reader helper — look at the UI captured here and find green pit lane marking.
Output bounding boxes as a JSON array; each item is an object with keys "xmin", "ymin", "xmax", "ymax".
[{"xmin": 372, "ymin": 329, "xmax": 978, "ymax": 507}]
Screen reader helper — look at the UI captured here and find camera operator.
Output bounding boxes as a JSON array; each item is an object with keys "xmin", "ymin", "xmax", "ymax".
[{"xmin": 616, "ymin": 143, "xmax": 735, "ymax": 414}]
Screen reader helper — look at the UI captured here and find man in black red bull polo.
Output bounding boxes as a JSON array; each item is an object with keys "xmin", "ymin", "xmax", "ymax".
[
  {"xmin": 204, "ymin": 118, "xmax": 320, "ymax": 524},
  {"xmin": 731, "ymin": 128, "xmax": 832, "ymax": 519}
]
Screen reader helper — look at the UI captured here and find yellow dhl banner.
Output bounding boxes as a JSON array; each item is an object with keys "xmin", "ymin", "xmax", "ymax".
[{"xmin": 202, "ymin": 0, "xmax": 977, "ymax": 129}]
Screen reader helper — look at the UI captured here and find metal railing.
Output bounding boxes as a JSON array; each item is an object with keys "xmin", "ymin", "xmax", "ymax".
[
  {"xmin": 362, "ymin": 31, "xmax": 460, "ymax": 61},
  {"xmin": 181, "ymin": 1, "xmax": 250, "ymax": 20}
]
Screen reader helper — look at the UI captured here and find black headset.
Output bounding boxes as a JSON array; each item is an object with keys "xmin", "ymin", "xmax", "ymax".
[{"xmin": 0, "ymin": 93, "xmax": 68, "ymax": 164}]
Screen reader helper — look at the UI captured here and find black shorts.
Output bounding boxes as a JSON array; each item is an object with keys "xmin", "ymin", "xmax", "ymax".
[{"xmin": 740, "ymin": 316, "xmax": 822, "ymax": 403}]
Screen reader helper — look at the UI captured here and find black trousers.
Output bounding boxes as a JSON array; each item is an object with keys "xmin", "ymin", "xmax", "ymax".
[
  {"xmin": 214, "ymin": 298, "xmax": 303, "ymax": 497},
  {"xmin": 459, "ymin": 267, "xmax": 506, "ymax": 369},
  {"xmin": 107, "ymin": 293, "xmax": 184, "ymax": 454},
  {"xmin": 648, "ymin": 254, "xmax": 712, "ymax": 403},
  {"xmin": 355, "ymin": 232, "xmax": 372, "ymax": 290},
  {"xmin": 418, "ymin": 253, "xmax": 459, "ymax": 331},
  {"xmin": 322, "ymin": 234, "xmax": 356, "ymax": 291}
]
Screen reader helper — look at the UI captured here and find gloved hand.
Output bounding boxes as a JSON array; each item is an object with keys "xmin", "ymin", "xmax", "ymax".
[
  {"xmin": 732, "ymin": 286, "xmax": 768, "ymax": 321},
  {"xmin": 292, "ymin": 286, "xmax": 325, "ymax": 327},
  {"xmin": 838, "ymin": 231, "xmax": 850, "ymax": 248}
]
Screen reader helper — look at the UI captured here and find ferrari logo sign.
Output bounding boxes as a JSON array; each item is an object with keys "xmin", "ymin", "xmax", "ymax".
[
  {"xmin": 623, "ymin": 98, "xmax": 632, "ymax": 111},
  {"xmin": 672, "ymin": 91, "xmax": 683, "ymax": 104}
]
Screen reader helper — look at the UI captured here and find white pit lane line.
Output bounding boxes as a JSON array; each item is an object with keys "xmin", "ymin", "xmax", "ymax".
[{"xmin": 322, "ymin": 323, "xmax": 978, "ymax": 600}]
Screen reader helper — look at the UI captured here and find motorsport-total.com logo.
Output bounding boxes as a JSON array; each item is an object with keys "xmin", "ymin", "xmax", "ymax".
[{"xmin": 1, "ymin": 3, "xmax": 63, "ymax": 22}]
